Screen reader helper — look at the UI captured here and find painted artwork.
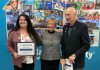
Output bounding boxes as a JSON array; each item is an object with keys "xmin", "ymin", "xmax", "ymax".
[{"xmin": 3, "ymin": 0, "xmax": 100, "ymax": 47}]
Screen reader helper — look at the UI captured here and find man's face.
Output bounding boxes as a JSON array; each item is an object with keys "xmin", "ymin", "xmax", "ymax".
[{"xmin": 64, "ymin": 11, "xmax": 76, "ymax": 23}]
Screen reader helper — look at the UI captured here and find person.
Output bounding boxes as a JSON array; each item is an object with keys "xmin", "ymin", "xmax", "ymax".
[
  {"xmin": 74, "ymin": 0, "xmax": 82, "ymax": 10},
  {"xmin": 58, "ymin": 0, "xmax": 65, "ymax": 10},
  {"xmin": 60, "ymin": 7, "xmax": 90, "ymax": 70},
  {"xmin": 82, "ymin": 2, "xmax": 95, "ymax": 10},
  {"xmin": 95, "ymin": 0, "xmax": 100, "ymax": 9},
  {"xmin": 3, "ymin": 0, "xmax": 18, "ymax": 10},
  {"xmin": 35, "ymin": 0, "xmax": 44, "ymax": 10},
  {"xmin": 40, "ymin": 18, "xmax": 61, "ymax": 70},
  {"xmin": 82, "ymin": 3, "xmax": 90, "ymax": 10},
  {"xmin": 45, "ymin": 0, "xmax": 52, "ymax": 10},
  {"xmin": 7, "ymin": 13, "xmax": 41, "ymax": 70}
]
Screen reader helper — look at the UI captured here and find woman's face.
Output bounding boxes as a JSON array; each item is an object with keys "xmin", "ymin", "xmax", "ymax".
[
  {"xmin": 19, "ymin": 16, "xmax": 27, "ymax": 28},
  {"xmin": 12, "ymin": 1, "xmax": 18, "ymax": 9},
  {"xmin": 47, "ymin": 23, "xmax": 55, "ymax": 32}
]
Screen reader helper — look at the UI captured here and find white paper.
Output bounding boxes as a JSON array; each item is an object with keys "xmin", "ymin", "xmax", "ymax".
[
  {"xmin": 17, "ymin": 42, "xmax": 35, "ymax": 55},
  {"xmin": 64, "ymin": 59, "xmax": 73, "ymax": 70}
]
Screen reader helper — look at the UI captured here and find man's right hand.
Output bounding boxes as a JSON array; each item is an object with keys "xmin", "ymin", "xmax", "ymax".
[
  {"xmin": 13, "ymin": 52, "xmax": 21, "ymax": 59},
  {"xmin": 60, "ymin": 59, "xmax": 66, "ymax": 64}
]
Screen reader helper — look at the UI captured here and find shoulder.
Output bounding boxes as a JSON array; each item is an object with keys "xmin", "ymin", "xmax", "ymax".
[
  {"xmin": 62, "ymin": 25, "xmax": 67, "ymax": 30},
  {"xmin": 40, "ymin": 30, "xmax": 49, "ymax": 37},
  {"xmin": 55, "ymin": 31, "xmax": 62, "ymax": 38},
  {"xmin": 77, "ymin": 21, "xmax": 88, "ymax": 28},
  {"xmin": 63, "ymin": 25, "xmax": 67, "ymax": 28},
  {"xmin": 8, "ymin": 30, "xmax": 18, "ymax": 36},
  {"xmin": 55, "ymin": 31, "xmax": 61, "ymax": 35},
  {"xmin": 3, "ymin": 5, "xmax": 12, "ymax": 10},
  {"xmin": 76, "ymin": 21, "xmax": 88, "ymax": 32},
  {"xmin": 41, "ymin": 30, "xmax": 47, "ymax": 35},
  {"xmin": 8, "ymin": 31, "xmax": 15, "ymax": 35}
]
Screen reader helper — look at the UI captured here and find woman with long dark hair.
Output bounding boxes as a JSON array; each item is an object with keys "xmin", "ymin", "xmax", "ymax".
[{"xmin": 7, "ymin": 13, "xmax": 41, "ymax": 70}]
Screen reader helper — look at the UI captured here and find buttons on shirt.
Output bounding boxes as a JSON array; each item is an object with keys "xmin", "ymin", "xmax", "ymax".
[
  {"xmin": 50, "ymin": 45, "xmax": 53, "ymax": 46},
  {"xmin": 50, "ymin": 39, "xmax": 53, "ymax": 47}
]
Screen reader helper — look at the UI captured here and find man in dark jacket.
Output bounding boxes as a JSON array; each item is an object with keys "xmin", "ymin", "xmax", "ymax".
[{"xmin": 60, "ymin": 7, "xmax": 90, "ymax": 70}]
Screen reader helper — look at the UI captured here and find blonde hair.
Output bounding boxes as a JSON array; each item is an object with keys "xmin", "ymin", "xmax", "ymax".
[{"xmin": 47, "ymin": 18, "xmax": 56, "ymax": 26}]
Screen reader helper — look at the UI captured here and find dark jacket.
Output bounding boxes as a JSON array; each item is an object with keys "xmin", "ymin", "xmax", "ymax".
[{"xmin": 61, "ymin": 20, "xmax": 90, "ymax": 69}]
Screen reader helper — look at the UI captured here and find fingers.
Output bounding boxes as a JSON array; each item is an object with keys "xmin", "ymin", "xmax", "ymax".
[
  {"xmin": 69, "ymin": 59, "xmax": 75, "ymax": 63},
  {"xmin": 60, "ymin": 59, "xmax": 66, "ymax": 64},
  {"xmin": 68, "ymin": 54, "xmax": 76, "ymax": 64},
  {"xmin": 13, "ymin": 52, "xmax": 21, "ymax": 59},
  {"xmin": 68, "ymin": 57, "xmax": 75, "ymax": 64}
]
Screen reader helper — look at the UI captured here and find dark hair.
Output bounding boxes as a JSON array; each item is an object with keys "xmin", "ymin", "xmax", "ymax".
[{"xmin": 13, "ymin": 13, "xmax": 41, "ymax": 44}]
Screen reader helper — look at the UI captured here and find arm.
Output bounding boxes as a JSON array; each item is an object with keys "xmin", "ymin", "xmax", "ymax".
[
  {"xmin": 60, "ymin": 26, "xmax": 66, "ymax": 64},
  {"xmin": 61, "ymin": 25, "xmax": 66, "ymax": 59},
  {"xmin": 7, "ymin": 31, "xmax": 20, "ymax": 59},
  {"xmin": 36, "ymin": 31, "xmax": 42, "ymax": 47},
  {"xmin": 68, "ymin": 24, "xmax": 90, "ymax": 63},
  {"xmin": 7, "ymin": 31, "xmax": 15, "ymax": 54},
  {"xmin": 74, "ymin": 24, "xmax": 90, "ymax": 57}
]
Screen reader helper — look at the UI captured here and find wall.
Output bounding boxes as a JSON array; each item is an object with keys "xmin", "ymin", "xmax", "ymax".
[{"xmin": 0, "ymin": 0, "xmax": 100, "ymax": 70}]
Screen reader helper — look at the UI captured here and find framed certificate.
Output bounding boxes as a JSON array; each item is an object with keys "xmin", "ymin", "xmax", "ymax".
[{"xmin": 17, "ymin": 42, "xmax": 35, "ymax": 56}]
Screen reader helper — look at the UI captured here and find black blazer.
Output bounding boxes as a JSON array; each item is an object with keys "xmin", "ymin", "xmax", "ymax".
[{"xmin": 61, "ymin": 20, "xmax": 90, "ymax": 69}]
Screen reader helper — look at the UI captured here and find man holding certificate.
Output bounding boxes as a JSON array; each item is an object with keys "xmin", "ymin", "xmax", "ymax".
[{"xmin": 7, "ymin": 13, "xmax": 41, "ymax": 70}]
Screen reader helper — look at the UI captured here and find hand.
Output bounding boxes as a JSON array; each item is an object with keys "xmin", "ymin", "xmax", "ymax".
[
  {"xmin": 68, "ymin": 54, "xmax": 76, "ymax": 64},
  {"xmin": 60, "ymin": 59, "xmax": 66, "ymax": 64},
  {"xmin": 13, "ymin": 52, "xmax": 21, "ymax": 59}
]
